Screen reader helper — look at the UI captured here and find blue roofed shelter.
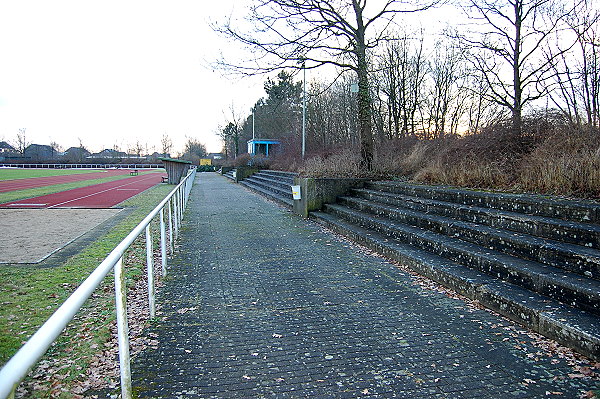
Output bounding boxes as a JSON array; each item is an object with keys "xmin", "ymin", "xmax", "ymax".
[{"xmin": 247, "ymin": 139, "xmax": 280, "ymax": 157}]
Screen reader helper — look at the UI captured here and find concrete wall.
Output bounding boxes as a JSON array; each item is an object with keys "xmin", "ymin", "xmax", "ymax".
[
  {"xmin": 234, "ymin": 166, "xmax": 259, "ymax": 183},
  {"xmin": 292, "ymin": 178, "xmax": 367, "ymax": 218}
]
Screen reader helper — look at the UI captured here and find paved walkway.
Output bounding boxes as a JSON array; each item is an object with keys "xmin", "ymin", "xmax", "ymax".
[{"xmin": 132, "ymin": 173, "xmax": 598, "ymax": 398}]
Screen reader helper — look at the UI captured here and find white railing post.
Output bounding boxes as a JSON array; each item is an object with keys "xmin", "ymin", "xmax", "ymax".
[
  {"xmin": 179, "ymin": 187, "xmax": 183, "ymax": 219},
  {"xmin": 160, "ymin": 208, "xmax": 167, "ymax": 277},
  {"xmin": 176, "ymin": 191, "xmax": 181, "ymax": 233},
  {"xmin": 168, "ymin": 200, "xmax": 174, "ymax": 254},
  {"xmin": 145, "ymin": 225, "xmax": 155, "ymax": 319},
  {"xmin": 173, "ymin": 195, "xmax": 179, "ymax": 240},
  {"xmin": 114, "ymin": 257, "xmax": 132, "ymax": 399}
]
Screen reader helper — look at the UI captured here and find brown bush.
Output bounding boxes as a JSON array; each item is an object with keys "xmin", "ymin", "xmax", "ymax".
[
  {"xmin": 299, "ymin": 147, "xmax": 363, "ymax": 178},
  {"xmin": 517, "ymin": 128, "xmax": 600, "ymax": 197},
  {"xmin": 271, "ymin": 113, "xmax": 600, "ymax": 198}
]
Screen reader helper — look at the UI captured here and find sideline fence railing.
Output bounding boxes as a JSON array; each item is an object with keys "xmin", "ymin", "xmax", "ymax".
[
  {"xmin": 0, "ymin": 167, "xmax": 197, "ymax": 399},
  {"xmin": 0, "ymin": 163, "xmax": 163, "ymax": 169}
]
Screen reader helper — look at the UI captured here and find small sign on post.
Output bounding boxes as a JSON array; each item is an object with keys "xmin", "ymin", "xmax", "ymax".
[{"xmin": 291, "ymin": 185, "xmax": 301, "ymax": 200}]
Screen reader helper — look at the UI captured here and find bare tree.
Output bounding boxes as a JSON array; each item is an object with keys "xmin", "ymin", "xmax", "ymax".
[
  {"xmin": 128, "ymin": 139, "xmax": 145, "ymax": 157},
  {"xmin": 547, "ymin": 1, "xmax": 600, "ymax": 127},
  {"xmin": 220, "ymin": 103, "xmax": 249, "ymax": 158},
  {"xmin": 305, "ymin": 75, "xmax": 360, "ymax": 149},
  {"xmin": 77, "ymin": 137, "xmax": 87, "ymax": 151},
  {"xmin": 463, "ymin": 70, "xmax": 506, "ymax": 133},
  {"xmin": 15, "ymin": 128, "xmax": 30, "ymax": 154},
  {"xmin": 424, "ymin": 41, "xmax": 469, "ymax": 138},
  {"xmin": 456, "ymin": 0, "xmax": 577, "ymax": 137},
  {"xmin": 220, "ymin": 122, "xmax": 241, "ymax": 157},
  {"xmin": 376, "ymin": 30, "xmax": 427, "ymax": 138},
  {"xmin": 181, "ymin": 137, "xmax": 207, "ymax": 163},
  {"xmin": 161, "ymin": 132, "xmax": 173, "ymax": 157},
  {"xmin": 217, "ymin": 0, "xmax": 438, "ymax": 169},
  {"xmin": 49, "ymin": 141, "xmax": 62, "ymax": 157}
]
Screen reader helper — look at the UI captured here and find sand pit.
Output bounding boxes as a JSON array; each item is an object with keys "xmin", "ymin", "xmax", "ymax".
[{"xmin": 0, "ymin": 208, "xmax": 123, "ymax": 264}]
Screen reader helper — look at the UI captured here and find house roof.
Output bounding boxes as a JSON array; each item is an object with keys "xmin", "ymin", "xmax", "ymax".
[{"xmin": 0, "ymin": 141, "xmax": 15, "ymax": 151}]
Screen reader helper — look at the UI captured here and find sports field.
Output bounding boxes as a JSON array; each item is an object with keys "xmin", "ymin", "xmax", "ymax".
[
  {"xmin": 1, "ymin": 172, "xmax": 163, "ymax": 208},
  {"xmin": 0, "ymin": 169, "xmax": 132, "ymax": 193},
  {"xmin": 0, "ymin": 168, "xmax": 164, "ymax": 208},
  {"xmin": 0, "ymin": 167, "xmax": 166, "ymax": 263}
]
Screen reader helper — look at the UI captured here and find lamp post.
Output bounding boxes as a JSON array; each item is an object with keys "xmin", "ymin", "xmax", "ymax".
[
  {"xmin": 301, "ymin": 60, "xmax": 306, "ymax": 159},
  {"xmin": 252, "ymin": 107, "xmax": 256, "ymax": 141}
]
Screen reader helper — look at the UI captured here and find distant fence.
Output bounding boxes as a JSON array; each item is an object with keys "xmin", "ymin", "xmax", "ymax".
[
  {"xmin": 0, "ymin": 163, "xmax": 163, "ymax": 169},
  {"xmin": 0, "ymin": 168, "xmax": 197, "ymax": 399}
]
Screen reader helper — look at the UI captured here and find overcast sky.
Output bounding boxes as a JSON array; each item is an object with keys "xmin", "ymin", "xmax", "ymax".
[
  {"xmin": 0, "ymin": 0, "xmax": 266, "ymax": 154},
  {"xmin": 0, "ymin": 1, "xmax": 460, "ymax": 156}
]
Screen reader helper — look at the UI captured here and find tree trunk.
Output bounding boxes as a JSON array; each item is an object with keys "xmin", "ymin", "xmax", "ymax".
[
  {"xmin": 354, "ymin": 4, "xmax": 373, "ymax": 171},
  {"xmin": 512, "ymin": 0, "xmax": 523, "ymax": 138}
]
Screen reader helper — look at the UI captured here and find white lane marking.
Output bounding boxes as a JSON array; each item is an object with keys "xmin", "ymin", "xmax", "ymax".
[{"xmin": 48, "ymin": 174, "xmax": 158, "ymax": 208}]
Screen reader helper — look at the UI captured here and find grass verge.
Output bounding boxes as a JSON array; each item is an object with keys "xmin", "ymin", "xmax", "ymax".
[{"xmin": 0, "ymin": 182, "xmax": 174, "ymax": 397}]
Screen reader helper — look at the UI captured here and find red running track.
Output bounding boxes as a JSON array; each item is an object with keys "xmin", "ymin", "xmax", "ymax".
[
  {"xmin": 0, "ymin": 169, "xmax": 136, "ymax": 193},
  {"xmin": 0, "ymin": 173, "xmax": 164, "ymax": 209}
]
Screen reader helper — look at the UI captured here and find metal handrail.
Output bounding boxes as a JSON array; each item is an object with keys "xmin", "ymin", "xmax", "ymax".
[{"xmin": 0, "ymin": 168, "xmax": 197, "ymax": 399}]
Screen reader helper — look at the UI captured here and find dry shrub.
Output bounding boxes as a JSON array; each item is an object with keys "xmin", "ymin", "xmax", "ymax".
[
  {"xmin": 518, "ymin": 128, "xmax": 600, "ymax": 197},
  {"xmin": 230, "ymin": 153, "xmax": 253, "ymax": 167},
  {"xmin": 400, "ymin": 141, "xmax": 432, "ymax": 174},
  {"xmin": 299, "ymin": 147, "xmax": 362, "ymax": 177},
  {"xmin": 287, "ymin": 112, "xmax": 600, "ymax": 198},
  {"xmin": 373, "ymin": 136, "xmax": 423, "ymax": 176},
  {"xmin": 414, "ymin": 158, "xmax": 512, "ymax": 188}
]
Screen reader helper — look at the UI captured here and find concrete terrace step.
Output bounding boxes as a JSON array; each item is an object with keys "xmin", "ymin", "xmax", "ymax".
[
  {"xmin": 352, "ymin": 188, "xmax": 600, "ymax": 250},
  {"xmin": 339, "ymin": 195, "xmax": 600, "ymax": 280},
  {"xmin": 240, "ymin": 180, "xmax": 293, "ymax": 207},
  {"xmin": 367, "ymin": 181, "xmax": 600, "ymax": 224},
  {"xmin": 245, "ymin": 174, "xmax": 294, "ymax": 191},
  {"xmin": 311, "ymin": 210, "xmax": 600, "ymax": 360},
  {"xmin": 224, "ymin": 170, "xmax": 235, "ymax": 180},
  {"xmin": 238, "ymin": 170, "xmax": 298, "ymax": 208},
  {"xmin": 242, "ymin": 176, "xmax": 291, "ymax": 199},
  {"xmin": 323, "ymin": 203, "xmax": 600, "ymax": 316},
  {"xmin": 258, "ymin": 170, "xmax": 298, "ymax": 181}
]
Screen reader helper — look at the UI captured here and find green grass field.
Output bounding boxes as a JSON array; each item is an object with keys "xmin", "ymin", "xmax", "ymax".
[
  {"xmin": 0, "ymin": 168, "xmax": 99, "ymax": 180},
  {"xmin": 0, "ymin": 182, "xmax": 174, "ymax": 397}
]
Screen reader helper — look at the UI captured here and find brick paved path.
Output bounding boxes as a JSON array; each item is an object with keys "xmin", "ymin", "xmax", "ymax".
[{"xmin": 131, "ymin": 173, "xmax": 598, "ymax": 398}]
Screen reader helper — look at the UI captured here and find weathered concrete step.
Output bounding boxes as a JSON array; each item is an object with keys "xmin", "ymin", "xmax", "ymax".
[
  {"xmin": 324, "ymin": 203, "xmax": 600, "ymax": 316},
  {"xmin": 353, "ymin": 188, "xmax": 600, "ymax": 250},
  {"xmin": 239, "ymin": 180, "xmax": 293, "ymax": 207},
  {"xmin": 248, "ymin": 174, "xmax": 295, "ymax": 190},
  {"xmin": 242, "ymin": 176, "xmax": 292, "ymax": 199},
  {"xmin": 367, "ymin": 181, "xmax": 600, "ymax": 224},
  {"xmin": 258, "ymin": 170, "xmax": 299, "ymax": 180},
  {"xmin": 311, "ymin": 210, "xmax": 600, "ymax": 360},
  {"xmin": 340, "ymin": 196, "xmax": 600, "ymax": 280}
]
